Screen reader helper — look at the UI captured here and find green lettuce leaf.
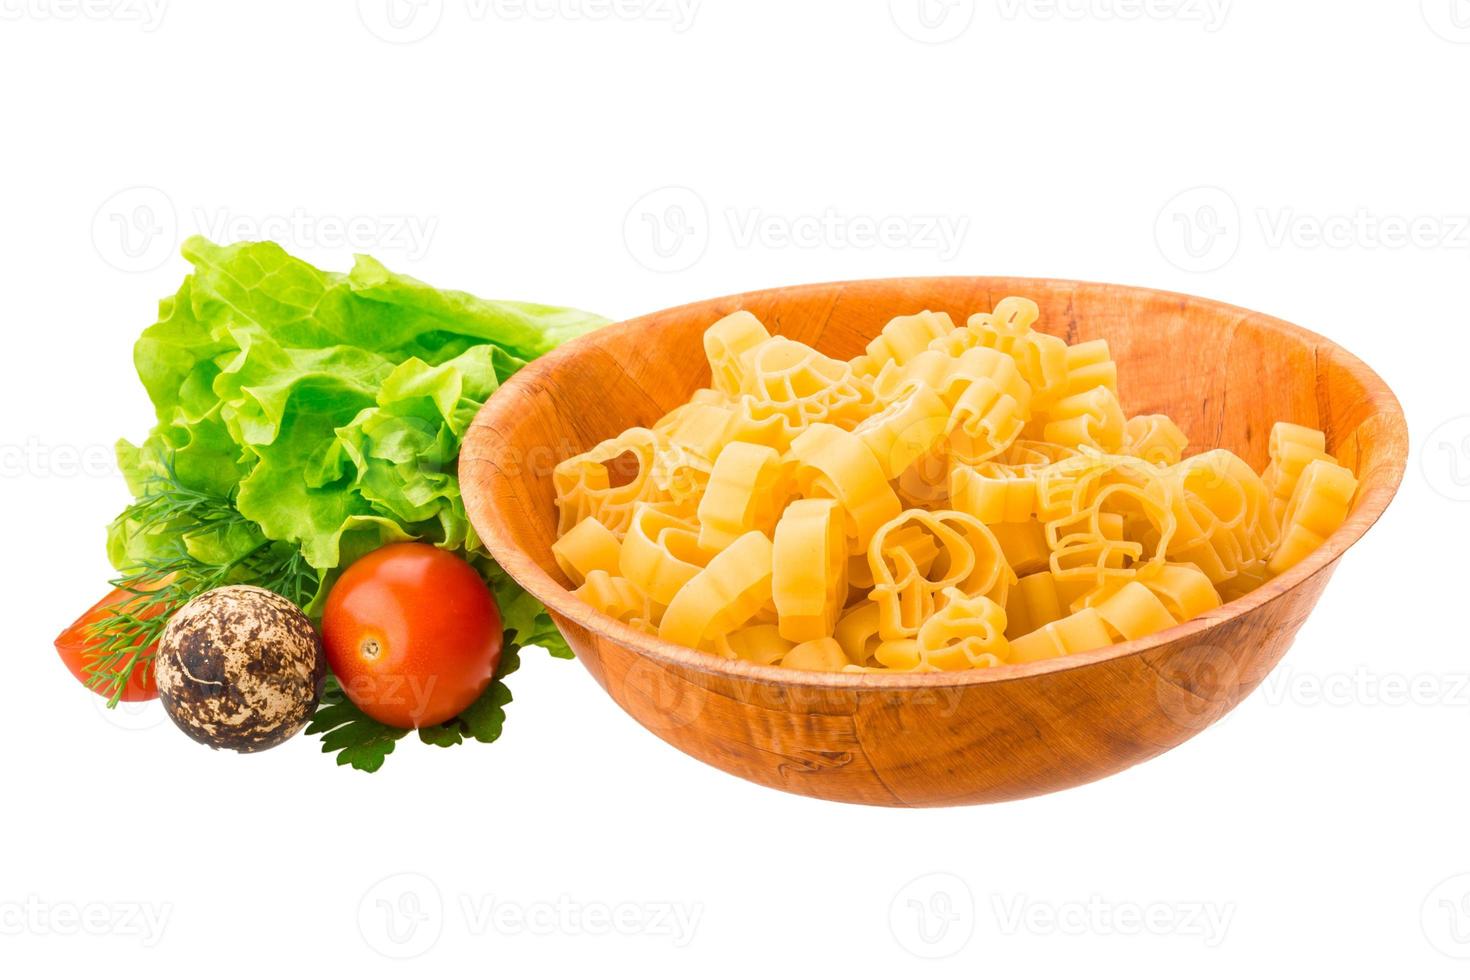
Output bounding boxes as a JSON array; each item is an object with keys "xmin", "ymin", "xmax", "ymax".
[{"xmin": 110, "ymin": 237, "xmax": 606, "ymax": 766}]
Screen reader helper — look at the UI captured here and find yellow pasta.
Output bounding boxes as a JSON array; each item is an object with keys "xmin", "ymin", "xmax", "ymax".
[
  {"xmin": 552, "ymin": 516, "xmax": 622, "ymax": 587},
  {"xmin": 696, "ymin": 441, "xmax": 789, "ymax": 551},
  {"xmin": 772, "ymin": 498, "xmax": 847, "ymax": 642},
  {"xmin": 714, "ymin": 623, "xmax": 793, "ymax": 665},
  {"xmin": 786, "ymin": 423, "xmax": 902, "ymax": 550},
  {"xmin": 552, "ymin": 302, "xmax": 1359, "ymax": 673},
  {"xmin": 658, "ymin": 530, "xmax": 774, "ymax": 651},
  {"xmin": 1267, "ymin": 458, "xmax": 1358, "ymax": 575}
]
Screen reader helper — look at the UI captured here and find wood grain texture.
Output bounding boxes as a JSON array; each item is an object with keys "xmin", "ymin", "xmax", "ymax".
[{"xmin": 461, "ymin": 278, "xmax": 1408, "ymax": 806}]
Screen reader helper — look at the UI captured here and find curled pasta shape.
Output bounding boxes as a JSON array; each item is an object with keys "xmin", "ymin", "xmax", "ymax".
[
  {"xmin": 1008, "ymin": 607, "xmax": 1113, "ymax": 664},
  {"xmin": 786, "ymin": 423, "xmax": 902, "ymax": 551},
  {"xmin": 947, "ymin": 376, "xmax": 1028, "ymax": 464},
  {"xmin": 1267, "ymin": 458, "xmax": 1358, "ymax": 575},
  {"xmin": 728, "ymin": 337, "xmax": 874, "ymax": 450},
  {"xmin": 948, "ymin": 440, "xmax": 1079, "ymax": 524},
  {"xmin": 1263, "ymin": 421, "xmax": 1332, "ymax": 520},
  {"xmin": 552, "ymin": 516, "xmax": 622, "ymax": 587},
  {"xmin": 864, "ymin": 310, "xmax": 956, "ymax": 369},
  {"xmin": 714, "ymin": 623, "xmax": 793, "ymax": 665},
  {"xmin": 659, "ymin": 530, "xmax": 775, "ymax": 651},
  {"xmin": 574, "ymin": 570, "xmax": 660, "ymax": 633},
  {"xmin": 913, "ymin": 588, "xmax": 1010, "ymax": 670},
  {"xmin": 868, "ymin": 509, "xmax": 1015, "ymax": 640},
  {"xmin": 654, "ymin": 397, "xmax": 738, "ymax": 463},
  {"xmin": 833, "ymin": 602, "xmax": 883, "ymax": 666},
  {"xmin": 781, "ymin": 637, "xmax": 850, "ymax": 672},
  {"xmin": 1091, "ymin": 581, "xmax": 1178, "ymax": 641},
  {"xmin": 1005, "ymin": 570, "xmax": 1068, "ymax": 639},
  {"xmin": 851, "ymin": 381, "xmax": 950, "ymax": 479},
  {"xmin": 618, "ymin": 503, "xmax": 716, "ymax": 607},
  {"xmin": 554, "ymin": 426, "xmax": 711, "ymax": 538},
  {"xmin": 1123, "ymin": 414, "xmax": 1189, "ymax": 467},
  {"xmin": 696, "ymin": 441, "xmax": 789, "ymax": 551},
  {"xmin": 1034, "ymin": 453, "xmax": 1178, "ymax": 595},
  {"xmin": 1040, "ymin": 386, "xmax": 1126, "ymax": 452},
  {"xmin": 1165, "ymin": 449, "xmax": 1277, "ymax": 583},
  {"xmin": 772, "ymin": 498, "xmax": 848, "ymax": 642},
  {"xmin": 704, "ymin": 310, "xmax": 771, "ymax": 395}
]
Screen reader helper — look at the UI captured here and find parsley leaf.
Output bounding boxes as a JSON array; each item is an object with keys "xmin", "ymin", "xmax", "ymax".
[{"xmin": 305, "ymin": 676, "xmax": 409, "ymax": 773}]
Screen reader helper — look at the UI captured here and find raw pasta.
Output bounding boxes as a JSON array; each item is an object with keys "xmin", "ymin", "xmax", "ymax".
[{"xmin": 553, "ymin": 301, "xmax": 1360, "ymax": 672}]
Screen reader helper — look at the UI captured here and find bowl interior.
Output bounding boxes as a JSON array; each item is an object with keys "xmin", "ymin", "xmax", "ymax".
[{"xmin": 462, "ymin": 277, "xmax": 1406, "ymax": 679}]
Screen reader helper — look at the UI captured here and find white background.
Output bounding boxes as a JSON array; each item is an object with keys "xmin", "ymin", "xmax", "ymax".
[{"xmin": 3, "ymin": 1, "xmax": 1469, "ymax": 976}]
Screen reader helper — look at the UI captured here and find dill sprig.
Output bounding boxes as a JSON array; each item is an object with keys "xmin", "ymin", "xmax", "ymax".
[{"xmin": 86, "ymin": 461, "xmax": 318, "ymax": 707}]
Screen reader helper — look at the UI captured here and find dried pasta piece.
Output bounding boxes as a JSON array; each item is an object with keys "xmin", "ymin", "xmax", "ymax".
[
  {"xmin": 1132, "ymin": 562, "xmax": 1221, "ymax": 621},
  {"xmin": 1007, "ymin": 607, "xmax": 1113, "ymax": 664},
  {"xmin": 833, "ymin": 602, "xmax": 883, "ymax": 666},
  {"xmin": 1218, "ymin": 559, "xmax": 1270, "ymax": 604},
  {"xmin": 1091, "ymin": 581, "xmax": 1178, "ymax": 641},
  {"xmin": 714, "ymin": 624, "xmax": 793, "ymax": 665},
  {"xmin": 990, "ymin": 520, "xmax": 1049, "ymax": 576},
  {"xmin": 1052, "ymin": 339, "xmax": 1119, "ymax": 402},
  {"xmin": 1034, "ymin": 452, "xmax": 1177, "ymax": 597},
  {"xmin": 1123, "ymin": 414, "xmax": 1189, "ymax": 467},
  {"xmin": 948, "ymin": 440, "xmax": 1078, "ymax": 523},
  {"xmin": 704, "ymin": 310, "xmax": 771, "ymax": 395},
  {"xmin": 772, "ymin": 499, "xmax": 848, "ymax": 642},
  {"xmin": 868, "ymin": 509, "xmax": 1015, "ymax": 640},
  {"xmin": 654, "ymin": 398, "xmax": 738, "ymax": 463},
  {"xmin": 1267, "ymin": 457, "xmax": 1358, "ymax": 575},
  {"xmin": 696, "ymin": 441, "xmax": 789, "ymax": 551},
  {"xmin": 914, "ymin": 588, "xmax": 1010, "ymax": 670},
  {"xmin": 864, "ymin": 310, "xmax": 956, "ymax": 369},
  {"xmin": 1005, "ymin": 570, "xmax": 1068, "ymax": 638},
  {"xmin": 947, "ymin": 375, "xmax": 1028, "ymax": 464},
  {"xmin": 553, "ymin": 427, "xmax": 666, "ymax": 537},
  {"xmin": 728, "ymin": 337, "xmax": 875, "ymax": 450},
  {"xmin": 551, "ymin": 516, "xmax": 622, "ymax": 587},
  {"xmin": 957, "ymin": 297, "xmax": 1070, "ymax": 399},
  {"xmin": 1040, "ymin": 386, "xmax": 1126, "ymax": 452},
  {"xmin": 574, "ymin": 570, "xmax": 659, "ymax": 632},
  {"xmin": 659, "ymin": 530, "xmax": 775, "ymax": 651},
  {"xmin": 1165, "ymin": 449, "xmax": 1277, "ymax": 583},
  {"xmin": 781, "ymin": 637, "xmax": 850, "ymax": 672},
  {"xmin": 618, "ymin": 503, "xmax": 715, "ymax": 607},
  {"xmin": 786, "ymin": 423, "xmax": 902, "ymax": 551},
  {"xmin": 1263, "ymin": 421, "xmax": 1333, "ymax": 520},
  {"xmin": 850, "ymin": 381, "xmax": 950, "ymax": 479}
]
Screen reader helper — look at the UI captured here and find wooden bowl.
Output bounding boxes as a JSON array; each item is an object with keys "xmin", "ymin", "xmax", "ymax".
[{"xmin": 461, "ymin": 278, "xmax": 1406, "ymax": 806}]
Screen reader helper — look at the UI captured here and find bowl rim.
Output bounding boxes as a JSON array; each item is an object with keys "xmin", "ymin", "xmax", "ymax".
[{"xmin": 462, "ymin": 275, "xmax": 1409, "ymax": 690}]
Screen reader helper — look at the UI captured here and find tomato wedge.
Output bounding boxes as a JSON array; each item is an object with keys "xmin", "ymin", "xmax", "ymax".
[{"xmin": 55, "ymin": 585, "xmax": 168, "ymax": 702}]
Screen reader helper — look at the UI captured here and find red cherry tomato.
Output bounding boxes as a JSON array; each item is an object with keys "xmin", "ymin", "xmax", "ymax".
[
  {"xmin": 55, "ymin": 586, "xmax": 165, "ymax": 702},
  {"xmin": 322, "ymin": 543, "xmax": 503, "ymax": 729}
]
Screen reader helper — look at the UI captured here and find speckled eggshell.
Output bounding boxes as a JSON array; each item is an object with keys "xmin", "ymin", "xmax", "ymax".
[{"xmin": 156, "ymin": 585, "xmax": 326, "ymax": 752}]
